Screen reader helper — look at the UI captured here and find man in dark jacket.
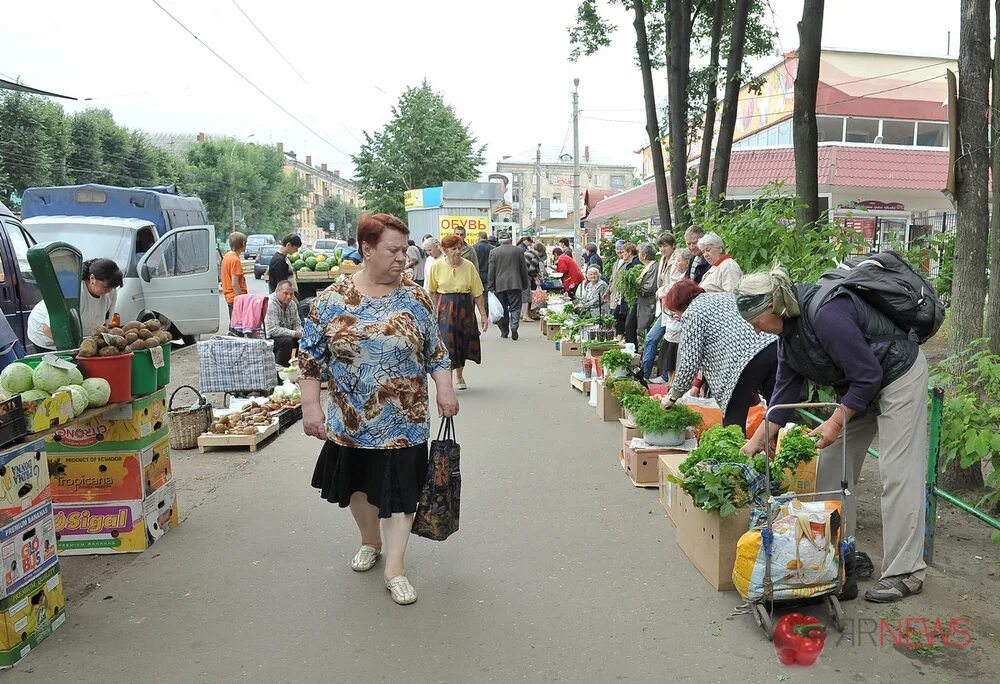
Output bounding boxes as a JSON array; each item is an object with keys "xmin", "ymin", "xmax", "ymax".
[
  {"xmin": 487, "ymin": 239, "xmax": 531, "ymax": 340},
  {"xmin": 737, "ymin": 266, "xmax": 928, "ymax": 605},
  {"xmin": 473, "ymin": 231, "xmax": 495, "ymax": 290},
  {"xmin": 683, "ymin": 226, "xmax": 710, "ymax": 283}
]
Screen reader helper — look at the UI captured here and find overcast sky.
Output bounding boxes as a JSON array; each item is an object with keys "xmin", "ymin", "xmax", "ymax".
[{"xmin": 1, "ymin": 0, "xmax": 961, "ymax": 179}]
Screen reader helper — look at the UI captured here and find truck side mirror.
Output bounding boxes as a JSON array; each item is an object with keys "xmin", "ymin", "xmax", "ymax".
[{"xmin": 141, "ymin": 264, "xmax": 151, "ymax": 282}]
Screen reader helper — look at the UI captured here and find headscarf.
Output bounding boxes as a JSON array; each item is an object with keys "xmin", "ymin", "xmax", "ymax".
[{"xmin": 735, "ymin": 266, "xmax": 800, "ymax": 321}]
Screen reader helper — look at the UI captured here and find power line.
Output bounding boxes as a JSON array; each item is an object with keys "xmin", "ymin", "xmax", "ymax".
[
  {"xmin": 149, "ymin": 0, "xmax": 352, "ymax": 160},
  {"xmin": 230, "ymin": 0, "xmax": 309, "ymax": 86}
]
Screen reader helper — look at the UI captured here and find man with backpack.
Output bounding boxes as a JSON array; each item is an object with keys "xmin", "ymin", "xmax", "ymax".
[{"xmin": 736, "ymin": 255, "xmax": 943, "ymax": 604}]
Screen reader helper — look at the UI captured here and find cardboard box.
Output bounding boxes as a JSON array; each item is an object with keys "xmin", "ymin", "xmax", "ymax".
[
  {"xmin": 21, "ymin": 391, "xmax": 74, "ymax": 434},
  {"xmin": 0, "ymin": 611, "xmax": 65, "ymax": 669},
  {"xmin": 621, "ymin": 445, "xmax": 686, "ymax": 487},
  {"xmin": 0, "ymin": 440, "xmax": 50, "ymax": 527},
  {"xmin": 595, "ymin": 380, "xmax": 622, "ymax": 422},
  {"xmin": 46, "ymin": 389, "xmax": 167, "ymax": 453},
  {"xmin": 53, "ymin": 480, "xmax": 180, "ymax": 555},
  {"xmin": 674, "ymin": 491, "xmax": 751, "ymax": 592},
  {"xmin": 619, "ymin": 418, "xmax": 641, "ymax": 445},
  {"xmin": 0, "ymin": 503, "xmax": 57, "ymax": 600},
  {"xmin": 0, "ymin": 563, "xmax": 64, "ymax": 651},
  {"xmin": 545, "ymin": 323, "xmax": 561, "ymax": 339},
  {"xmin": 657, "ymin": 452, "xmax": 689, "ymax": 521},
  {"xmin": 560, "ymin": 341, "xmax": 582, "ymax": 356},
  {"xmin": 48, "ymin": 434, "xmax": 172, "ymax": 504}
]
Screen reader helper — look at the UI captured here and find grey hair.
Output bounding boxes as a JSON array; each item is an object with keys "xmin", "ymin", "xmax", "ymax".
[
  {"xmin": 697, "ymin": 231, "xmax": 725, "ymax": 251},
  {"xmin": 674, "ymin": 247, "xmax": 691, "ymax": 262},
  {"xmin": 587, "ymin": 265, "xmax": 601, "ymax": 275},
  {"xmin": 422, "ymin": 237, "xmax": 440, "ymax": 250},
  {"xmin": 684, "ymin": 224, "xmax": 705, "ymax": 238},
  {"xmin": 638, "ymin": 242, "xmax": 657, "ymax": 261}
]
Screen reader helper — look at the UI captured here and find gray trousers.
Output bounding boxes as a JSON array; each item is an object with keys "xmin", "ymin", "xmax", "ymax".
[{"xmin": 815, "ymin": 351, "xmax": 929, "ymax": 582}]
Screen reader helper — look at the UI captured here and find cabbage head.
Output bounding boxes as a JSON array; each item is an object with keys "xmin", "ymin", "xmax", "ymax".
[
  {"xmin": 81, "ymin": 378, "xmax": 112, "ymax": 407},
  {"xmin": 0, "ymin": 363, "xmax": 34, "ymax": 394}
]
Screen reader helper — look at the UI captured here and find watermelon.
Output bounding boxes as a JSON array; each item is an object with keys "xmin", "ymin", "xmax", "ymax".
[
  {"xmin": 305, "ymin": 256, "xmax": 318, "ymax": 269},
  {"xmin": 300, "ymin": 266, "xmax": 313, "ymax": 273},
  {"xmin": 294, "ymin": 262, "xmax": 309, "ymax": 271},
  {"xmin": 315, "ymin": 261, "xmax": 332, "ymax": 272}
]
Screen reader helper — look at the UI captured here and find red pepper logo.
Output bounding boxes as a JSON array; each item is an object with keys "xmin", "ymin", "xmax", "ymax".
[{"xmin": 774, "ymin": 613, "xmax": 827, "ymax": 666}]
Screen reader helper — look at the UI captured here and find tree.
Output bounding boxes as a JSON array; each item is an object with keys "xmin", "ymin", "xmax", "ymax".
[
  {"xmin": 352, "ymin": 81, "xmax": 485, "ymax": 218},
  {"xmin": 709, "ymin": 0, "xmax": 751, "ymax": 202},
  {"xmin": 989, "ymin": 0, "xmax": 1000, "ymax": 357},
  {"xmin": 570, "ymin": 0, "xmax": 672, "ymax": 231},
  {"xmin": 944, "ymin": 0, "xmax": 991, "ymax": 491},
  {"xmin": 185, "ymin": 139, "xmax": 305, "ymax": 238},
  {"xmin": 694, "ymin": 0, "xmax": 724, "ymax": 192},
  {"xmin": 0, "ymin": 90, "xmax": 70, "ymax": 197},
  {"xmin": 791, "ymin": 0, "xmax": 824, "ymax": 228},
  {"xmin": 316, "ymin": 195, "xmax": 362, "ymax": 239},
  {"xmin": 665, "ymin": 0, "xmax": 692, "ymax": 227}
]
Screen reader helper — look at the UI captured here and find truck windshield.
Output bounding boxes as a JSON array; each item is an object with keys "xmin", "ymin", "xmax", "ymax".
[{"xmin": 23, "ymin": 223, "xmax": 133, "ymax": 273}]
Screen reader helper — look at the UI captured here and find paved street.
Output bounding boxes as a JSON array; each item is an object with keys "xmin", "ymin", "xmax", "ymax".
[{"xmin": 13, "ymin": 319, "xmax": 998, "ymax": 683}]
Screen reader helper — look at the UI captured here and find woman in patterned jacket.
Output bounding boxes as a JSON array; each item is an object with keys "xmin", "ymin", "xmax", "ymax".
[
  {"xmin": 659, "ymin": 278, "xmax": 778, "ymax": 434},
  {"xmin": 300, "ymin": 213, "xmax": 459, "ymax": 606}
]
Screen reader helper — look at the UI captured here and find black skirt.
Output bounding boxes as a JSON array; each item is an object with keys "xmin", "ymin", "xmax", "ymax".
[{"xmin": 311, "ymin": 441, "xmax": 429, "ymax": 518}]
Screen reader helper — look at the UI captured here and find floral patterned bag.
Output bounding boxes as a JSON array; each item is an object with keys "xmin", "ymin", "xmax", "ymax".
[{"xmin": 412, "ymin": 418, "xmax": 461, "ymax": 541}]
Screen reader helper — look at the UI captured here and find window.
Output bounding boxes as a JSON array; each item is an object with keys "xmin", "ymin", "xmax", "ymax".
[
  {"xmin": 611, "ymin": 175, "xmax": 626, "ymax": 189},
  {"xmin": 846, "ymin": 118, "xmax": 879, "ymax": 144},
  {"xmin": 594, "ymin": 175, "xmax": 604, "ymax": 186},
  {"xmin": 6, "ymin": 221, "xmax": 34, "ymax": 283},
  {"xmin": 145, "ymin": 235, "xmax": 176, "ymax": 279},
  {"xmin": 176, "ymin": 230, "xmax": 210, "ymax": 275},
  {"xmin": 916, "ymin": 122, "xmax": 947, "ymax": 147},
  {"xmin": 881, "ymin": 120, "xmax": 915, "ymax": 146},
  {"xmin": 817, "ymin": 116, "xmax": 845, "ymax": 143},
  {"xmin": 553, "ymin": 192, "xmax": 562, "ymax": 202},
  {"xmin": 512, "ymin": 173, "xmax": 522, "ymax": 184}
]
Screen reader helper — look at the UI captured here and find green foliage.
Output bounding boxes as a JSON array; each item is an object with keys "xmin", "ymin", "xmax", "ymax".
[
  {"xmin": 315, "ymin": 195, "xmax": 362, "ymax": 239},
  {"xmin": 621, "ymin": 392, "xmax": 652, "ymax": 415},
  {"xmin": 931, "ymin": 231, "xmax": 955, "ymax": 307},
  {"xmin": 599, "ymin": 348, "xmax": 634, "ymax": 374},
  {"xmin": 352, "ymin": 81, "xmax": 485, "ymax": 218},
  {"xmin": 680, "ymin": 424, "xmax": 747, "ymax": 473},
  {"xmin": 669, "ymin": 462, "xmax": 750, "ymax": 517},
  {"xmin": 772, "ymin": 425, "xmax": 818, "ymax": 476},
  {"xmin": 597, "ymin": 216, "xmax": 649, "ymax": 276},
  {"xmin": 930, "ymin": 339, "xmax": 1000, "ymax": 512},
  {"xmin": 634, "ymin": 401, "xmax": 703, "ymax": 433},
  {"xmin": 614, "ymin": 264, "xmax": 643, "ymax": 306},
  {"xmin": 184, "ymin": 139, "xmax": 305, "ymax": 238},
  {"xmin": 610, "ymin": 378, "xmax": 648, "ymax": 400},
  {"xmin": 690, "ymin": 184, "xmax": 866, "ymax": 284}
]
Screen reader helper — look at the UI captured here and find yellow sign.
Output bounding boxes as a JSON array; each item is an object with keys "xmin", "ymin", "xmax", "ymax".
[
  {"xmin": 404, "ymin": 189, "xmax": 423, "ymax": 209},
  {"xmin": 439, "ymin": 215, "xmax": 488, "ymax": 245}
]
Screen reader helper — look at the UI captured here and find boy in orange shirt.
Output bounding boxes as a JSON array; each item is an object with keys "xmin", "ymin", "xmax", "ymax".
[{"xmin": 222, "ymin": 232, "xmax": 247, "ymax": 318}]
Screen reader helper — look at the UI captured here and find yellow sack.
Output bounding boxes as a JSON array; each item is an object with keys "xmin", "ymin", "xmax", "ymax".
[{"xmin": 732, "ymin": 499, "xmax": 843, "ymax": 602}]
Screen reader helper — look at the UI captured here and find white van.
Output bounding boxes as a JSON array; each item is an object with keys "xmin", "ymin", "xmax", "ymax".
[{"xmin": 21, "ymin": 215, "xmax": 220, "ymax": 342}]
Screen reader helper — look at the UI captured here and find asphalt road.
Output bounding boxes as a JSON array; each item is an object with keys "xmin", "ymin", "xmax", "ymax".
[{"xmin": 13, "ymin": 318, "xmax": 997, "ymax": 683}]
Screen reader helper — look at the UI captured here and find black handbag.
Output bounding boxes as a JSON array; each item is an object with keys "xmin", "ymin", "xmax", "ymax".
[{"xmin": 412, "ymin": 418, "xmax": 461, "ymax": 541}]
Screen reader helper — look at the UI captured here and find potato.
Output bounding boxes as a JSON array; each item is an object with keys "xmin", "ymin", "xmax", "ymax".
[
  {"xmin": 144, "ymin": 319, "xmax": 162, "ymax": 332},
  {"xmin": 122, "ymin": 321, "xmax": 141, "ymax": 332},
  {"xmin": 145, "ymin": 338, "xmax": 160, "ymax": 349},
  {"xmin": 156, "ymin": 331, "xmax": 173, "ymax": 344},
  {"xmin": 108, "ymin": 335, "xmax": 127, "ymax": 349},
  {"xmin": 125, "ymin": 331, "xmax": 139, "ymax": 345},
  {"xmin": 137, "ymin": 329, "xmax": 153, "ymax": 340},
  {"xmin": 98, "ymin": 346, "xmax": 119, "ymax": 357},
  {"xmin": 78, "ymin": 339, "xmax": 99, "ymax": 357},
  {"xmin": 242, "ymin": 427, "xmax": 258, "ymax": 435},
  {"xmin": 109, "ymin": 327, "xmax": 125, "ymax": 338},
  {"xmin": 95, "ymin": 325, "xmax": 109, "ymax": 335}
]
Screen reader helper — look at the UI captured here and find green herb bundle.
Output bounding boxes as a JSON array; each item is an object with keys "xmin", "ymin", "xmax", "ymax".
[
  {"xmin": 621, "ymin": 393, "xmax": 652, "ymax": 416},
  {"xmin": 599, "ymin": 349, "xmax": 633, "ymax": 375},
  {"xmin": 614, "ymin": 265, "xmax": 642, "ymax": 306},
  {"xmin": 610, "ymin": 379, "xmax": 647, "ymax": 401},
  {"xmin": 668, "ymin": 463, "xmax": 750, "ymax": 517},
  {"xmin": 634, "ymin": 401, "xmax": 702, "ymax": 434},
  {"xmin": 679, "ymin": 424, "xmax": 747, "ymax": 474},
  {"xmin": 772, "ymin": 425, "xmax": 819, "ymax": 476}
]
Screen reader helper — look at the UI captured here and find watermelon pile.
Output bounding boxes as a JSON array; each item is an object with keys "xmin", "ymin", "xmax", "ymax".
[{"xmin": 291, "ymin": 248, "xmax": 341, "ymax": 274}]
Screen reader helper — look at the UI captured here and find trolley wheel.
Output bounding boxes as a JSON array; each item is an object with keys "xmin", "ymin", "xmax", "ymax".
[
  {"xmin": 753, "ymin": 603, "xmax": 774, "ymax": 641},
  {"xmin": 827, "ymin": 595, "xmax": 844, "ymax": 632}
]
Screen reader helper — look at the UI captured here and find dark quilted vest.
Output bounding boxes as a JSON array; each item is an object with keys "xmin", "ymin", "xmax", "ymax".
[{"xmin": 779, "ymin": 285, "xmax": 919, "ymax": 400}]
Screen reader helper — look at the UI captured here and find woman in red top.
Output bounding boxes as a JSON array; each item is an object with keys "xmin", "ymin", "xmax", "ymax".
[{"xmin": 552, "ymin": 247, "xmax": 584, "ymax": 297}]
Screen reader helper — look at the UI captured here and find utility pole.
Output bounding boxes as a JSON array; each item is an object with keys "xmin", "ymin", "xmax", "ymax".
[
  {"xmin": 534, "ymin": 143, "xmax": 541, "ymax": 232},
  {"xmin": 572, "ymin": 78, "xmax": 581, "ymax": 258}
]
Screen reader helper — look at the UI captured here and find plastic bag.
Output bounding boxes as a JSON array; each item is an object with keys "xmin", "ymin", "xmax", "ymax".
[
  {"xmin": 487, "ymin": 292, "xmax": 504, "ymax": 323},
  {"xmin": 677, "ymin": 394, "xmax": 723, "ymax": 437}
]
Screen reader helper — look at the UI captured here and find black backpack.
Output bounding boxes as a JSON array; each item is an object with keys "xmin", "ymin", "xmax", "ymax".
[{"xmin": 809, "ymin": 251, "xmax": 944, "ymax": 344}]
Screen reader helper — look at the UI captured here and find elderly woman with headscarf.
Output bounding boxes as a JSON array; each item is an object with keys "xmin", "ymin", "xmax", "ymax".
[
  {"xmin": 659, "ymin": 278, "xmax": 777, "ymax": 432},
  {"xmin": 736, "ymin": 266, "xmax": 929, "ymax": 604},
  {"xmin": 574, "ymin": 265, "xmax": 610, "ymax": 318},
  {"xmin": 697, "ymin": 232, "xmax": 743, "ymax": 293}
]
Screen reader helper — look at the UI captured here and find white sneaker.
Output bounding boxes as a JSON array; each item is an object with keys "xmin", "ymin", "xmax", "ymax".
[{"xmin": 350, "ymin": 544, "xmax": 381, "ymax": 572}]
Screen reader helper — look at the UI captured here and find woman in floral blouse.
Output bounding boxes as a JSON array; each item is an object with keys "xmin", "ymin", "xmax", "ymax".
[{"xmin": 300, "ymin": 213, "xmax": 459, "ymax": 607}]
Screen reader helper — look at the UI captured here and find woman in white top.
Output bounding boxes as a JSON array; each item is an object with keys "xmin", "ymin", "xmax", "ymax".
[
  {"xmin": 27, "ymin": 258, "xmax": 124, "ymax": 351},
  {"xmin": 421, "ymin": 237, "xmax": 442, "ymax": 292},
  {"xmin": 698, "ymin": 232, "xmax": 743, "ymax": 292}
]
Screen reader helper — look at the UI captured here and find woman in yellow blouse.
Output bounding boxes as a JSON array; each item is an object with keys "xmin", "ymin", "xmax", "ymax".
[{"xmin": 428, "ymin": 234, "xmax": 489, "ymax": 390}]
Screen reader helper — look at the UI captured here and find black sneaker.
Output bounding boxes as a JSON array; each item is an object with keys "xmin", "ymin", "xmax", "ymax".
[
  {"xmin": 864, "ymin": 574, "xmax": 923, "ymax": 603},
  {"xmin": 511, "ymin": 329, "xmax": 519, "ymax": 341}
]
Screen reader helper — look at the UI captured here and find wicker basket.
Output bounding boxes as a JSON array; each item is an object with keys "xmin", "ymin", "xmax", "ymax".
[{"xmin": 167, "ymin": 385, "xmax": 212, "ymax": 450}]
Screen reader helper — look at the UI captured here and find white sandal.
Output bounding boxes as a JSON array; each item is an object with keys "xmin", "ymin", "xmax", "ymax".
[
  {"xmin": 385, "ymin": 575, "xmax": 417, "ymax": 605},
  {"xmin": 350, "ymin": 544, "xmax": 381, "ymax": 572}
]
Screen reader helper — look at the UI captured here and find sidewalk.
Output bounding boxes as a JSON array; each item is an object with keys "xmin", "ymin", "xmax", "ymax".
[{"xmin": 19, "ymin": 324, "xmax": 998, "ymax": 682}]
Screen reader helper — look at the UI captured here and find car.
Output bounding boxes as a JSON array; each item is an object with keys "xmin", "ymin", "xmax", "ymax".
[
  {"xmin": 244, "ymin": 234, "xmax": 276, "ymax": 259},
  {"xmin": 313, "ymin": 238, "xmax": 347, "ymax": 254},
  {"xmin": 254, "ymin": 245, "xmax": 280, "ymax": 280}
]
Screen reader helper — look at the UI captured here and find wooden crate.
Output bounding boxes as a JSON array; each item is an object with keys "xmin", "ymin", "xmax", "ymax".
[
  {"xmin": 569, "ymin": 372, "xmax": 592, "ymax": 395},
  {"xmin": 197, "ymin": 421, "xmax": 279, "ymax": 453}
]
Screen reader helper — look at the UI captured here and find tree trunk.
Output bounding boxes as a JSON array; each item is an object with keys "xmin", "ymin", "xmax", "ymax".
[
  {"xmin": 709, "ymin": 0, "xmax": 750, "ymax": 202},
  {"xmin": 697, "ymin": 0, "xmax": 724, "ymax": 193},
  {"xmin": 633, "ymin": 0, "xmax": 672, "ymax": 232},
  {"xmin": 943, "ymin": 0, "xmax": 991, "ymax": 491},
  {"xmin": 667, "ymin": 0, "xmax": 691, "ymax": 228},
  {"xmin": 988, "ymin": 0, "xmax": 1000, "ymax": 357},
  {"xmin": 792, "ymin": 0, "xmax": 824, "ymax": 228}
]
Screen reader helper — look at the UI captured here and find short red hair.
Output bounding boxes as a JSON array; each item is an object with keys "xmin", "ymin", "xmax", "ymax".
[
  {"xmin": 662, "ymin": 278, "xmax": 704, "ymax": 313},
  {"xmin": 357, "ymin": 213, "xmax": 409, "ymax": 253},
  {"xmin": 440, "ymin": 234, "xmax": 464, "ymax": 250}
]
